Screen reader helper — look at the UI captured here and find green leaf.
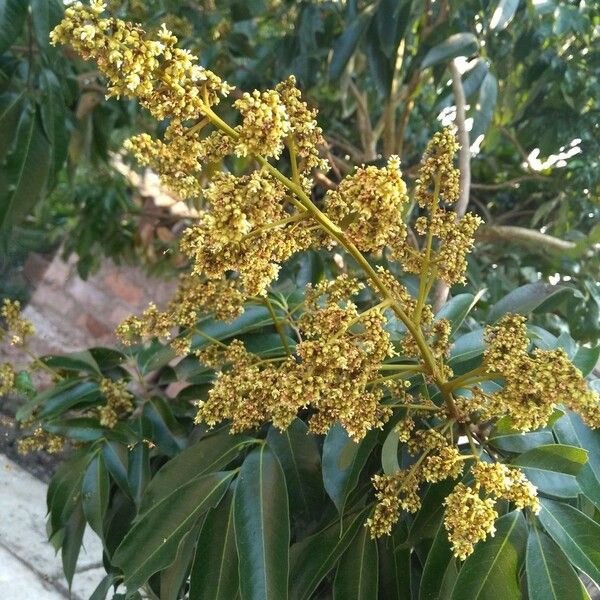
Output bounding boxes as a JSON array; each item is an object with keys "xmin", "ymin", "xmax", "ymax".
[
  {"xmin": 333, "ymin": 524, "xmax": 378, "ymax": 599},
  {"xmin": 266, "ymin": 419, "xmax": 324, "ymax": 523},
  {"xmin": 421, "ymin": 33, "xmax": 478, "ymax": 69},
  {"xmin": 127, "ymin": 441, "xmax": 150, "ymax": 508},
  {"xmin": 408, "ymin": 478, "xmax": 457, "ymax": 544},
  {"xmin": 538, "ymin": 498, "xmax": 600, "ymax": 586},
  {"xmin": 470, "ymin": 72, "xmax": 498, "ymax": 141},
  {"xmin": 436, "ymin": 291, "xmax": 485, "ymax": 337},
  {"xmin": 102, "ymin": 441, "xmax": 130, "ymax": 498},
  {"xmin": 0, "ymin": 102, "xmax": 51, "ymax": 231},
  {"xmin": 526, "ymin": 527, "xmax": 591, "ymax": 600},
  {"xmin": 41, "ymin": 350, "xmax": 101, "ymax": 375},
  {"xmin": 488, "ymin": 283, "xmax": 572, "ymax": 323},
  {"xmin": 139, "ymin": 431, "xmax": 255, "ymax": 516},
  {"xmin": 82, "ymin": 452, "xmax": 110, "ymax": 538},
  {"xmin": 490, "ymin": 0, "xmax": 520, "ymax": 31},
  {"xmin": 61, "ymin": 502, "xmax": 86, "ymax": 589},
  {"xmin": 89, "ymin": 574, "xmax": 115, "ymax": 600},
  {"xmin": 160, "ymin": 515, "xmax": 206, "ymax": 600},
  {"xmin": 329, "ymin": 11, "xmax": 373, "ymax": 79},
  {"xmin": 39, "ymin": 381, "xmax": 101, "ymax": 419},
  {"xmin": 113, "ymin": 471, "xmax": 234, "ymax": 591},
  {"xmin": 190, "ymin": 489, "xmax": 239, "ymax": 600},
  {"xmin": 0, "ymin": 92, "xmax": 24, "ymax": 164},
  {"xmin": 512, "ymin": 444, "xmax": 587, "ymax": 498},
  {"xmin": 143, "ymin": 396, "xmax": 187, "ymax": 456},
  {"xmin": 554, "ymin": 411, "xmax": 600, "ymax": 509},
  {"xmin": 572, "ymin": 345, "xmax": 600, "ymax": 377},
  {"xmin": 289, "ymin": 507, "xmax": 370, "ymax": 600},
  {"xmin": 0, "ymin": 0, "xmax": 28, "ymax": 55},
  {"xmin": 377, "ymin": 526, "xmax": 411, "ymax": 600},
  {"xmin": 381, "ymin": 428, "xmax": 400, "ymax": 475},
  {"xmin": 376, "ymin": 0, "xmax": 411, "ymax": 58},
  {"xmin": 449, "ymin": 329, "xmax": 485, "ymax": 364},
  {"xmin": 489, "ymin": 428, "xmax": 554, "ymax": 453},
  {"xmin": 322, "ymin": 424, "xmax": 378, "ymax": 513},
  {"xmin": 234, "ymin": 445, "xmax": 290, "ymax": 600},
  {"xmin": 420, "ymin": 523, "xmax": 457, "ymax": 600},
  {"xmin": 450, "ymin": 511, "xmax": 528, "ymax": 600}
]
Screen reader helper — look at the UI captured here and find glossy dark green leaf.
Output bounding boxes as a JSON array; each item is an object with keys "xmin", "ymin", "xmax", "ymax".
[
  {"xmin": 378, "ymin": 526, "xmax": 411, "ymax": 600},
  {"xmin": 82, "ymin": 452, "xmax": 110, "ymax": 538},
  {"xmin": 376, "ymin": 0, "xmax": 411, "ymax": 58},
  {"xmin": 333, "ymin": 524, "xmax": 378, "ymax": 599},
  {"xmin": 381, "ymin": 428, "xmax": 400, "ymax": 475},
  {"xmin": 538, "ymin": 498, "xmax": 600, "ymax": 585},
  {"xmin": 234, "ymin": 445, "xmax": 290, "ymax": 600},
  {"xmin": 143, "ymin": 396, "xmax": 187, "ymax": 456},
  {"xmin": 289, "ymin": 507, "xmax": 370, "ymax": 600},
  {"xmin": 0, "ymin": 0, "xmax": 28, "ymax": 54},
  {"xmin": 329, "ymin": 11, "xmax": 372, "ymax": 79},
  {"xmin": 190, "ymin": 489, "xmax": 239, "ymax": 600},
  {"xmin": 0, "ymin": 103, "xmax": 51, "ymax": 230},
  {"xmin": 39, "ymin": 381, "xmax": 101, "ymax": 419},
  {"xmin": 408, "ymin": 478, "xmax": 457, "ymax": 544},
  {"xmin": 488, "ymin": 429, "xmax": 554, "ymax": 453},
  {"xmin": 420, "ymin": 523, "xmax": 457, "ymax": 600},
  {"xmin": 127, "ymin": 441, "xmax": 150, "ymax": 508},
  {"xmin": 490, "ymin": 0, "xmax": 520, "ymax": 31},
  {"xmin": 266, "ymin": 419, "xmax": 324, "ymax": 523},
  {"xmin": 44, "ymin": 418, "xmax": 115, "ymax": 442},
  {"xmin": 61, "ymin": 502, "xmax": 86, "ymax": 589},
  {"xmin": 0, "ymin": 92, "xmax": 23, "ymax": 163},
  {"xmin": 421, "ymin": 33, "xmax": 478, "ymax": 69},
  {"xmin": 512, "ymin": 444, "xmax": 587, "ymax": 498},
  {"xmin": 449, "ymin": 329, "xmax": 485, "ymax": 364},
  {"xmin": 488, "ymin": 283, "xmax": 572, "ymax": 323},
  {"xmin": 470, "ymin": 72, "xmax": 498, "ymax": 141},
  {"xmin": 102, "ymin": 441, "xmax": 130, "ymax": 498},
  {"xmin": 41, "ymin": 351, "xmax": 101, "ymax": 375},
  {"xmin": 113, "ymin": 471, "xmax": 234, "ymax": 591},
  {"xmin": 366, "ymin": 21, "xmax": 393, "ymax": 97},
  {"xmin": 139, "ymin": 431, "xmax": 255, "ymax": 515},
  {"xmin": 322, "ymin": 425, "xmax": 378, "ymax": 513},
  {"xmin": 436, "ymin": 291, "xmax": 485, "ymax": 337},
  {"xmin": 89, "ymin": 573, "xmax": 115, "ymax": 600},
  {"xmin": 160, "ymin": 515, "xmax": 206, "ymax": 600},
  {"xmin": 572, "ymin": 345, "xmax": 600, "ymax": 377},
  {"xmin": 450, "ymin": 511, "xmax": 527, "ymax": 599},
  {"xmin": 526, "ymin": 527, "xmax": 591, "ymax": 600}
]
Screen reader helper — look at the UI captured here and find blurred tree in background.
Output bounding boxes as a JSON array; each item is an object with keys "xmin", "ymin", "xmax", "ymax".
[{"xmin": 0, "ymin": 0, "xmax": 598, "ymax": 338}]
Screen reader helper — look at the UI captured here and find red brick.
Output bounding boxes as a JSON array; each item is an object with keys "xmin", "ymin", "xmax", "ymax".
[{"xmin": 104, "ymin": 272, "xmax": 144, "ymax": 305}]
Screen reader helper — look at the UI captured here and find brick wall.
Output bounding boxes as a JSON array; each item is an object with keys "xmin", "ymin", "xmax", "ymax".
[{"xmin": 17, "ymin": 252, "xmax": 176, "ymax": 357}]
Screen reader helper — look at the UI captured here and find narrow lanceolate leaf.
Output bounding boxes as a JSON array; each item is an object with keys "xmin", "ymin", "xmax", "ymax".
[
  {"xmin": 381, "ymin": 428, "xmax": 400, "ymax": 475},
  {"xmin": 127, "ymin": 441, "xmax": 150, "ymax": 508},
  {"xmin": 62, "ymin": 502, "xmax": 86, "ymax": 589},
  {"xmin": 421, "ymin": 33, "xmax": 478, "ymax": 69},
  {"xmin": 139, "ymin": 431, "xmax": 255, "ymax": 515},
  {"xmin": 377, "ymin": 527, "xmax": 411, "ymax": 600},
  {"xmin": 289, "ymin": 507, "xmax": 370, "ymax": 600},
  {"xmin": 0, "ymin": 103, "xmax": 51, "ymax": 230},
  {"xmin": 0, "ymin": 0, "xmax": 29, "ymax": 54},
  {"xmin": 113, "ymin": 471, "xmax": 234, "ymax": 592},
  {"xmin": 537, "ymin": 499, "xmax": 600, "ymax": 586},
  {"xmin": 267, "ymin": 419, "xmax": 324, "ymax": 523},
  {"xmin": 234, "ymin": 445, "xmax": 290, "ymax": 600},
  {"xmin": 450, "ymin": 511, "xmax": 528, "ymax": 600},
  {"xmin": 420, "ymin": 523, "xmax": 457, "ymax": 600},
  {"xmin": 82, "ymin": 452, "xmax": 110, "ymax": 539},
  {"xmin": 333, "ymin": 525, "xmax": 378, "ymax": 599},
  {"xmin": 512, "ymin": 444, "xmax": 587, "ymax": 498},
  {"xmin": 190, "ymin": 490, "xmax": 239, "ymax": 600},
  {"xmin": 322, "ymin": 425, "xmax": 378, "ymax": 513},
  {"xmin": 526, "ymin": 527, "xmax": 591, "ymax": 600}
]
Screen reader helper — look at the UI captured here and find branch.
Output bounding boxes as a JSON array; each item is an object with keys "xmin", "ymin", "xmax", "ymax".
[{"xmin": 475, "ymin": 225, "xmax": 577, "ymax": 253}]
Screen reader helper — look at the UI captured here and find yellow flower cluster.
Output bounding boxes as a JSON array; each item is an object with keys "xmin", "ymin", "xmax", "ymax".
[
  {"xmin": 179, "ymin": 170, "xmax": 317, "ymax": 297},
  {"xmin": 325, "ymin": 157, "xmax": 408, "ymax": 253},
  {"xmin": 394, "ymin": 129, "xmax": 482, "ymax": 286},
  {"xmin": 50, "ymin": 2, "xmax": 232, "ymax": 124},
  {"xmin": 99, "ymin": 378, "xmax": 134, "ymax": 428},
  {"xmin": 234, "ymin": 89, "xmax": 291, "ymax": 159},
  {"xmin": 368, "ymin": 427, "xmax": 463, "ymax": 537},
  {"xmin": 1, "ymin": 299, "xmax": 35, "ymax": 346},
  {"xmin": 444, "ymin": 462, "xmax": 538, "ymax": 560},
  {"xmin": 196, "ymin": 276, "xmax": 395, "ymax": 440},
  {"xmin": 0, "ymin": 363, "xmax": 15, "ymax": 395},
  {"xmin": 18, "ymin": 427, "xmax": 64, "ymax": 455},
  {"xmin": 483, "ymin": 314, "xmax": 600, "ymax": 430}
]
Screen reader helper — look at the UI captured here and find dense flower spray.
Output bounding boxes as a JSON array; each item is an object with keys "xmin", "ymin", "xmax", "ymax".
[{"xmin": 31, "ymin": 1, "xmax": 600, "ymax": 560}]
